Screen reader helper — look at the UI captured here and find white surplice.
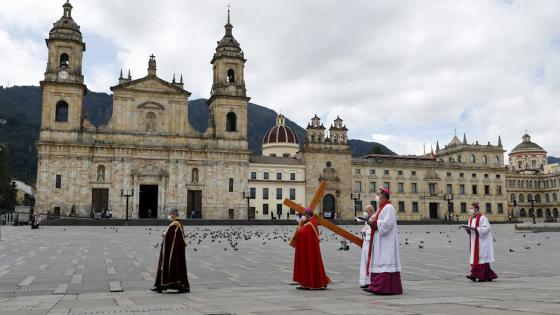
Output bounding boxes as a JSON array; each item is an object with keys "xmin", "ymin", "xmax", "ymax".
[
  {"xmin": 359, "ymin": 221, "xmax": 371, "ymax": 286},
  {"xmin": 468, "ymin": 214, "xmax": 495, "ymax": 264},
  {"xmin": 369, "ymin": 203, "xmax": 401, "ymax": 273}
]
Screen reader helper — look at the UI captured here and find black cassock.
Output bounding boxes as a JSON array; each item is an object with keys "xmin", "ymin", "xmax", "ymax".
[{"xmin": 154, "ymin": 219, "xmax": 190, "ymax": 291}]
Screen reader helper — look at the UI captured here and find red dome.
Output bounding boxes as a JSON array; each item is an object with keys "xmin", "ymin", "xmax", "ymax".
[{"xmin": 263, "ymin": 125, "xmax": 299, "ymax": 145}]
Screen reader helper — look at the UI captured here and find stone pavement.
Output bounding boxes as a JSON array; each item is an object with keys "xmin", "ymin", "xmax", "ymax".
[{"xmin": 0, "ymin": 224, "xmax": 559, "ymax": 315}]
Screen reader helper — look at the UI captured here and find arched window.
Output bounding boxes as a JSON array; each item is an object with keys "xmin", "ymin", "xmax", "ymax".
[
  {"xmin": 528, "ymin": 208, "xmax": 535, "ymax": 217},
  {"xmin": 55, "ymin": 101, "xmax": 69, "ymax": 122},
  {"xmin": 519, "ymin": 208, "xmax": 526, "ymax": 217},
  {"xmin": 528, "ymin": 194, "xmax": 533, "ymax": 202},
  {"xmin": 470, "ymin": 154, "xmax": 476, "ymax": 163},
  {"xmin": 458, "ymin": 155, "xmax": 463, "ymax": 163},
  {"xmin": 510, "ymin": 193, "xmax": 515, "ymax": 202},
  {"xmin": 60, "ymin": 53, "xmax": 69, "ymax": 68},
  {"xmin": 553, "ymin": 208, "xmax": 559, "ymax": 218},
  {"xmin": 546, "ymin": 209, "xmax": 551, "ymax": 217},
  {"xmin": 553, "ymin": 193, "xmax": 558, "ymax": 202},
  {"xmin": 226, "ymin": 112, "xmax": 237, "ymax": 132},
  {"xmin": 227, "ymin": 69, "xmax": 235, "ymax": 83},
  {"xmin": 537, "ymin": 209, "xmax": 543, "ymax": 217},
  {"xmin": 96, "ymin": 165, "xmax": 105, "ymax": 182},
  {"xmin": 311, "ymin": 133, "xmax": 315, "ymax": 142},
  {"xmin": 191, "ymin": 168, "xmax": 199, "ymax": 184},
  {"xmin": 145, "ymin": 112, "xmax": 156, "ymax": 132},
  {"xmin": 519, "ymin": 193, "xmax": 524, "ymax": 202},
  {"xmin": 545, "ymin": 193, "xmax": 550, "ymax": 203},
  {"xmin": 483, "ymin": 155, "xmax": 488, "ymax": 164},
  {"xmin": 535, "ymin": 194, "xmax": 541, "ymax": 203}
]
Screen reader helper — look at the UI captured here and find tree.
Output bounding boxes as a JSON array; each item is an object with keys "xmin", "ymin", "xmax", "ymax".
[
  {"xmin": 371, "ymin": 144, "xmax": 385, "ymax": 155},
  {"xmin": 0, "ymin": 145, "xmax": 16, "ymax": 213}
]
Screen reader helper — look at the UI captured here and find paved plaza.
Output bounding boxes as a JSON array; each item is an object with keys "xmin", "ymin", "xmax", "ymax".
[{"xmin": 0, "ymin": 223, "xmax": 559, "ymax": 315}]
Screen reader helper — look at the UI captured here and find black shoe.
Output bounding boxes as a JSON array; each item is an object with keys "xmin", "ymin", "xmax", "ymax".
[
  {"xmin": 363, "ymin": 288, "xmax": 375, "ymax": 294},
  {"xmin": 296, "ymin": 286, "xmax": 310, "ymax": 290},
  {"xmin": 360, "ymin": 285, "xmax": 369, "ymax": 289},
  {"xmin": 150, "ymin": 287, "xmax": 162, "ymax": 293},
  {"xmin": 466, "ymin": 275, "xmax": 476, "ymax": 282},
  {"xmin": 177, "ymin": 287, "xmax": 190, "ymax": 293}
]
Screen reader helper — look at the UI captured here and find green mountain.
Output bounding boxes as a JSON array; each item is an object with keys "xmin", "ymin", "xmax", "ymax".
[{"xmin": 0, "ymin": 86, "xmax": 394, "ymax": 184}]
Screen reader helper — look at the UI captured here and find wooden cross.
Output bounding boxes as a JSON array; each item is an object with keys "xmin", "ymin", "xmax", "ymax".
[{"xmin": 283, "ymin": 181, "xmax": 363, "ymax": 248}]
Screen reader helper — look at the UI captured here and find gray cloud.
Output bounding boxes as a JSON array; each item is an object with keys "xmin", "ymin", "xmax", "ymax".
[{"xmin": 1, "ymin": 0, "xmax": 559, "ymax": 156}]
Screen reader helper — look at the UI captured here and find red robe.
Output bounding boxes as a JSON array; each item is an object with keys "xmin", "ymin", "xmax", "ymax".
[{"xmin": 292, "ymin": 217, "xmax": 331, "ymax": 289}]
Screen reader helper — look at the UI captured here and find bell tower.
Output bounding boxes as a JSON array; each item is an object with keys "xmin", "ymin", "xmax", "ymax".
[
  {"xmin": 207, "ymin": 7, "xmax": 249, "ymax": 141},
  {"xmin": 40, "ymin": 0, "xmax": 86, "ymax": 132}
]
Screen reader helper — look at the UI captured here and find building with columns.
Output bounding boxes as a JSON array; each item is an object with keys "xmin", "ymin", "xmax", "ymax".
[{"xmin": 35, "ymin": 2, "xmax": 250, "ymax": 219}]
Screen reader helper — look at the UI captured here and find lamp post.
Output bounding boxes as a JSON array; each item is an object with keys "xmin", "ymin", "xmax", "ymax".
[
  {"xmin": 242, "ymin": 191, "xmax": 252, "ymax": 220},
  {"xmin": 511, "ymin": 198, "xmax": 517, "ymax": 222},
  {"xmin": 121, "ymin": 189, "xmax": 134, "ymax": 225},
  {"xmin": 351, "ymin": 192, "xmax": 361, "ymax": 218},
  {"xmin": 528, "ymin": 196, "xmax": 536, "ymax": 224},
  {"xmin": 444, "ymin": 193, "xmax": 453, "ymax": 221}
]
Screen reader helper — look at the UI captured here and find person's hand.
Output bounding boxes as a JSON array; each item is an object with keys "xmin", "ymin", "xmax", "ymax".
[{"xmin": 301, "ymin": 216, "xmax": 307, "ymax": 222}]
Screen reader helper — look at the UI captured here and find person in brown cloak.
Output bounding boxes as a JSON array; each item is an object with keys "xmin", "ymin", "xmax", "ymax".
[{"xmin": 151, "ymin": 208, "xmax": 190, "ymax": 293}]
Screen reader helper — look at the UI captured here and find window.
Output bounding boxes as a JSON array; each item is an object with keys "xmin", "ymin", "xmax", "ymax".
[
  {"xmin": 535, "ymin": 194, "xmax": 541, "ymax": 203},
  {"xmin": 277, "ymin": 204, "xmax": 283, "ymax": 216},
  {"xmin": 446, "ymin": 172, "xmax": 452, "ymax": 177},
  {"xmin": 249, "ymin": 187, "xmax": 256, "ymax": 199},
  {"xmin": 59, "ymin": 53, "xmax": 69, "ymax": 68},
  {"xmin": 483, "ymin": 155, "xmax": 488, "ymax": 164},
  {"xmin": 383, "ymin": 182, "xmax": 390, "ymax": 190},
  {"xmin": 55, "ymin": 174, "xmax": 62, "ymax": 189},
  {"xmin": 227, "ymin": 69, "xmax": 235, "ymax": 83},
  {"xmin": 263, "ymin": 172, "xmax": 269, "ymax": 180},
  {"xmin": 398, "ymin": 201, "xmax": 405, "ymax": 212},
  {"xmin": 497, "ymin": 203, "xmax": 504, "ymax": 214},
  {"xmin": 495, "ymin": 156, "xmax": 500, "ymax": 165},
  {"xmin": 496, "ymin": 174, "xmax": 501, "ymax": 179},
  {"xmin": 429, "ymin": 183, "xmax": 436, "ymax": 195},
  {"xmin": 470, "ymin": 155, "xmax": 476, "ymax": 163},
  {"xmin": 484, "ymin": 174, "xmax": 489, "ymax": 178},
  {"xmin": 398, "ymin": 170, "xmax": 403, "ymax": 176},
  {"xmin": 369, "ymin": 182, "xmax": 376, "ymax": 192},
  {"xmin": 263, "ymin": 204, "xmax": 269, "ymax": 215},
  {"xmin": 472, "ymin": 185, "xmax": 478, "ymax": 195},
  {"xmin": 384, "ymin": 170, "xmax": 389, "ymax": 175},
  {"xmin": 276, "ymin": 188, "xmax": 282, "ymax": 200},
  {"xmin": 459, "ymin": 173, "xmax": 464, "ymax": 177},
  {"xmin": 226, "ymin": 112, "xmax": 237, "ymax": 132},
  {"xmin": 553, "ymin": 193, "xmax": 558, "ymax": 202},
  {"xmin": 519, "ymin": 193, "xmax": 524, "ymax": 202},
  {"xmin": 459, "ymin": 184, "xmax": 465, "ymax": 195},
  {"xmin": 484, "ymin": 185, "xmax": 490, "ymax": 195},
  {"xmin": 228, "ymin": 178, "xmax": 234, "ymax": 192},
  {"xmin": 472, "ymin": 173, "xmax": 477, "ymax": 178},
  {"xmin": 518, "ymin": 161, "xmax": 522, "ymax": 169},
  {"xmin": 446, "ymin": 184, "xmax": 452, "ymax": 194},
  {"xmin": 411, "ymin": 183, "xmax": 417, "ymax": 193},
  {"xmin": 263, "ymin": 188, "xmax": 269, "ymax": 199},
  {"xmin": 531, "ymin": 160, "xmax": 537, "ymax": 168},
  {"xmin": 412, "ymin": 202, "xmax": 419, "ymax": 212},
  {"xmin": 290, "ymin": 173, "xmax": 296, "ymax": 181},
  {"xmin": 55, "ymin": 101, "xmax": 69, "ymax": 122},
  {"xmin": 411, "ymin": 171, "xmax": 417, "ymax": 176},
  {"xmin": 461, "ymin": 202, "xmax": 467, "ymax": 213},
  {"xmin": 145, "ymin": 112, "xmax": 156, "ymax": 132},
  {"xmin": 485, "ymin": 203, "xmax": 492, "ymax": 213},
  {"xmin": 496, "ymin": 185, "xmax": 502, "ymax": 196},
  {"xmin": 355, "ymin": 169, "xmax": 361, "ymax": 174},
  {"xmin": 290, "ymin": 188, "xmax": 296, "ymax": 200},
  {"xmin": 370, "ymin": 169, "xmax": 375, "ymax": 175},
  {"xmin": 355, "ymin": 181, "xmax": 362, "ymax": 192},
  {"xmin": 250, "ymin": 171, "xmax": 256, "ymax": 180},
  {"xmin": 398, "ymin": 183, "xmax": 404, "ymax": 193},
  {"xmin": 458, "ymin": 156, "xmax": 463, "ymax": 163},
  {"xmin": 276, "ymin": 172, "xmax": 282, "ymax": 180}
]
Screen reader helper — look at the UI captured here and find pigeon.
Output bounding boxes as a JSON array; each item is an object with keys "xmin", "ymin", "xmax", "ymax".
[
  {"xmin": 509, "ymin": 248, "xmax": 514, "ymax": 252},
  {"xmin": 448, "ymin": 240, "xmax": 452, "ymax": 243},
  {"xmin": 537, "ymin": 242, "xmax": 541, "ymax": 246},
  {"xmin": 418, "ymin": 245, "xmax": 424, "ymax": 249},
  {"xmin": 193, "ymin": 248, "xmax": 197, "ymax": 252},
  {"xmin": 405, "ymin": 241, "xmax": 409, "ymax": 245},
  {"xmin": 419, "ymin": 240, "xmax": 424, "ymax": 244},
  {"xmin": 524, "ymin": 245, "xmax": 531, "ymax": 250}
]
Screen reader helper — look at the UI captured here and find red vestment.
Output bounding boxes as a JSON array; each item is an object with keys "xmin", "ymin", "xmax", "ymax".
[{"xmin": 292, "ymin": 217, "xmax": 331, "ymax": 289}]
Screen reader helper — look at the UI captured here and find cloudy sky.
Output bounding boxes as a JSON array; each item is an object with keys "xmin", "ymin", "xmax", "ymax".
[{"xmin": 1, "ymin": 0, "xmax": 559, "ymax": 157}]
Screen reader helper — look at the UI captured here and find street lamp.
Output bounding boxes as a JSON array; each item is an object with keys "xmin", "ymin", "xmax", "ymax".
[
  {"xmin": 121, "ymin": 189, "xmax": 134, "ymax": 225},
  {"xmin": 444, "ymin": 193, "xmax": 453, "ymax": 221},
  {"xmin": 528, "ymin": 196, "xmax": 536, "ymax": 224},
  {"xmin": 511, "ymin": 197, "xmax": 517, "ymax": 222},
  {"xmin": 242, "ymin": 191, "xmax": 252, "ymax": 220},
  {"xmin": 351, "ymin": 192, "xmax": 361, "ymax": 218}
]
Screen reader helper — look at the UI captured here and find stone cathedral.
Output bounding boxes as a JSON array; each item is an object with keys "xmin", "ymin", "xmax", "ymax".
[{"xmin": 35, "ymin": 2, "xmax": 251, "ymax": 219}]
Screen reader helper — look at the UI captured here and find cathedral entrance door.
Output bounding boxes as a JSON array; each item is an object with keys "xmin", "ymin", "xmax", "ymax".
[
  {"xmin": 429, "ymin": 202, "xmax": 439, "ymax": 219},
  {"xmin": 139, "ymin": 185, "xmax": 158, "ymax": 218},
  {"xmin": 322, "ymin": 194, "xmax": 336, "ymax": 219},
  {"xmin": 91, "ymin": 189, "xmax": 109, "ymax": 216},
  {"xmin": 187, "ymin": 190, "xmax": 202, "ymax": 219}
]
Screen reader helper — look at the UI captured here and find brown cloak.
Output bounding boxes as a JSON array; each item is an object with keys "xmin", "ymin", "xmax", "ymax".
[{"xmin": 154, "ymin": 219, "xmax": 190, "ymax": 290}]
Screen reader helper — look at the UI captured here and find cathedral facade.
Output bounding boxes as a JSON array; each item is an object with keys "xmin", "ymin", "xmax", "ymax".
[{"xmin": 35, "ymin": 2, "xmax": 250, "ymax": 219}]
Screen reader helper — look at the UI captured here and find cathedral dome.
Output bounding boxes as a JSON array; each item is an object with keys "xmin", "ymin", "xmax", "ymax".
[
  {"xmin": 263, "ymin": 114, "xmax": 299, "ymax": 145},
  {"xmin": 262, "ymin": 114, "xmax": 300, "ymax": 157},
  {"xmin": 511, "ymin": 133, "xmax": 545, "ymax": 154}
]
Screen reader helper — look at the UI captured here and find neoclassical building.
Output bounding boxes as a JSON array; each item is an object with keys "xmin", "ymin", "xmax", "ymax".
[
  {"xmin": 506, "ymin": 134, "xmax": 559, "ymax": 220},
  {"xmin": 36, "ymin": 2, "xmax": 250, "ymax": 219}
]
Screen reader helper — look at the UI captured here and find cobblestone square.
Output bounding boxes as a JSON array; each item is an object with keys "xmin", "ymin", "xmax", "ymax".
[{"xmin": 0, "ymin": 224, "xmax": 559, "ymax": 314}]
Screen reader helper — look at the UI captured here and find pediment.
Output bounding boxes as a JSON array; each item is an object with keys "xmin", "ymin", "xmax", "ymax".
[{"xmin": 110, "ymin": 76, "xmax": 191, "ymax": 96}]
